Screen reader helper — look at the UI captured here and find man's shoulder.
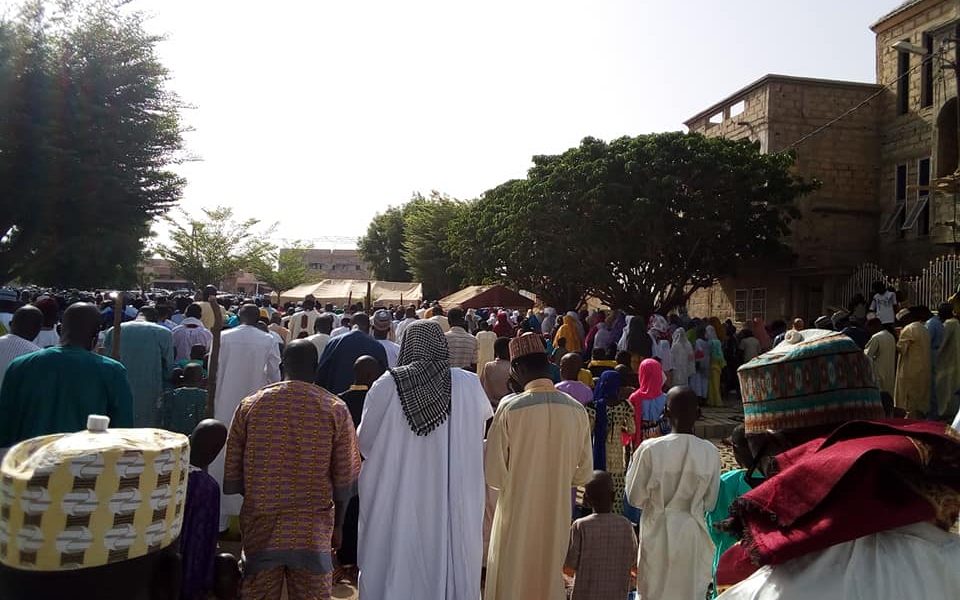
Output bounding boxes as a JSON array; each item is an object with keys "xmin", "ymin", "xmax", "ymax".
[{"xmin": 500, "ymin": 388, "xmax": 585, "ymax": 412}]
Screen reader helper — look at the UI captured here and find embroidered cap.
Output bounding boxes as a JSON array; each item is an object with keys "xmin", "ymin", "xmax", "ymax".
[
  {"xmin": 372, "ymin": 309, "xmax": 392, "ymax": 332},
  {"xmin": 0, "ymin": 415, "xmax": 189, "ymax": 571},
  {"xmin": 737, "ymin": 330, "xmax": 884, "ymax": 435},
  {"xmin": 509, "ymin": 332, "xmax": 546, "ymax": 362}
]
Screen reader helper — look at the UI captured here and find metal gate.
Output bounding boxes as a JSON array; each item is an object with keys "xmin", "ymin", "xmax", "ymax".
[
  {"xmin": 839, "ymin": 255, "xmax": 960, "ymax": 310},
  {"xmin": 837, "ymin": 263, "xmax": 895, "ymax": 309}
]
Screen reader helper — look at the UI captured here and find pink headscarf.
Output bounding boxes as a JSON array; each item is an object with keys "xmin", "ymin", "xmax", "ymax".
[{"xmin": 626, "ymin": 358, "xmax": 666, "ymax": 447}]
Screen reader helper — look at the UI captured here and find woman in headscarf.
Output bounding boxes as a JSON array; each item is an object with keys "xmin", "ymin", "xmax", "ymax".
[
  {"xmin": 705, "ymin": 325, "xmax": 727, "ymax": 407},
  {"xmin": 608, "ymin": 311, "xmax": 627, "ymax": 348},
  {"xmin": 708, "ymin": 317, "xmax": 727, "ymax": 343},
  {"xmin": 751, "ymin": 317, "xmax": 773, "ymax": 352},
  {"xmin": 357, "ymin": 320, "xmax": 494, "ymax": 599},
  {"xmin": 691, "ymin": 325, "xmax": 711, "ymax": 400},
  {"xmin": 648, "ymin": 314, "xmax": 674, "ymax": 377},
  {"xmin": 628, "ymin": 358, "xmax": 669, "ymax": 448},
  {"xmin": 670, "ymin": 327, "xmax": 695, "ymax": 388},
  {"xmin": 619, "ymin": 315, "xmax": 653, "ymax": 371},
  {"xmin": 554, "ymin": 313, "xmax": 583, "ymax": 355},
  {"xmin": 568, "ymin": 311, "xmax": 586, "ymax": 345},
  {"xmin": 493, "ymin": 311, "xmax": 514, "ymax": 338},
  {"xmin": 585, "ymin": 370, "xmax": 635, "ymax": 514},
  {"xmin": 524, "ymin": 309, "xmax": 540, "ymax": 334},
  {"xmin": 593, "ymin": 320, "xmax": 613, "ymax": 355},
  {"xmin": 583, "ymin": 311, "xmax": 606, "ymax": 354},
  {"xmin": 540, "ymin": 308, "xmax": 558, "ymax": 336}
]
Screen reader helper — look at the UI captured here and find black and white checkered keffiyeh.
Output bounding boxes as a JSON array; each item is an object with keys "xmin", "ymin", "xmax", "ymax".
[{"xmin": 390, "ymin": 320, "xmax": 452, "ymax": 436}]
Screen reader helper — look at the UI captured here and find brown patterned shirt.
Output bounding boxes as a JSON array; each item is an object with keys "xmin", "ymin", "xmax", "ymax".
[{"xmin": 564, "ymin": 512, "xmax": 638, "ymax": 600}]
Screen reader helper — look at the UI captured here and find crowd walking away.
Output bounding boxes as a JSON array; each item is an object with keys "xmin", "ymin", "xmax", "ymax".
[{"xmin": 2, "ymin": 284, "xmax": 960, "ymax": 599}]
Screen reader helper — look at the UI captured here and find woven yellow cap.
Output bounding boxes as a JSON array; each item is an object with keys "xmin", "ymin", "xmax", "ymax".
[{"xmin": 0, "ymin": 416, "xmax": 189, "ymax": 571}]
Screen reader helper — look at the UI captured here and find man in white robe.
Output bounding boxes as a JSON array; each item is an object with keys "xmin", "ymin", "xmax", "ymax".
[
  {"xmin": 358, "ymin": 320, "xmax": 492, "ymax": 599},
  {"xmin": 625, "ymin": 387, "xmax": 720, "ymax": 600},
  {"xmin": 210, "ymin": 304, "xmax": 281, "ymax": 530}
]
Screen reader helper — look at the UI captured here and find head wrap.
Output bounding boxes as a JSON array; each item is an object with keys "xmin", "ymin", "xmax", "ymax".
[
  {"xmin": 736, "ymin": 330, "xmax": 884, "ymax": 435},
  {"xmin": 591, "ymin": 370, "xmax": 622, "ymax": 471},
  {"xmin": 509, "ymin": 332, "xmax": 546, "ymax": 362},
  {"xmin": 0, "ymin": 416, "xmax": 189, "ymax": 571},
  {"xmin": 634, "ymin": 358, "xmax": 664, "ymax": 401},
  {"xmin": 648, "ymin": 314, "xmax": 670, "ymax": 341},
  {"xmin": 390, "ymin": 321, "xmax": 451, "ymax": 436}
]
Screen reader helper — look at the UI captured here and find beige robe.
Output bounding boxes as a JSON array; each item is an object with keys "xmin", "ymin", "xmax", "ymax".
[
  {"xmin": 484, "ymin": 379, "xmax": 593, "ymax": 600},
  {"xmin": 865, "ymin": 329, "xmax": 896, "ymax": 396},
  {"xmin": 936, "ymin": 318, "xmax": 960, "ymax": 418},
  {"xmin": 895, "ymin": 321, "xmax": 931, "ymax": 416}
]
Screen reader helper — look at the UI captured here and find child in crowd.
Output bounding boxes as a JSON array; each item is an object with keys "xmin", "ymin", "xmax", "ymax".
[
  {"xmin": 334, "ymin": 355, "xmax": 385, "ymax": 584},
  {"xmin": 176, "ymin": 343, "xmax": 209, "ymax": 379},
  {"xmin": 625, "ymin": 386, "xmax": 720, "ymax": 600},
  {"xmin": 615, "ymin": 351, "xmax": 638, "ymax": 387},
  {"xmin": 159, "ymin": 364, "xmax": 208, "ymax": 435},
  {"xmin": 181, "ymin": 419, "xmax": 228, "ymax": 600},
  {"xmin": 705, "ymin": 425, "xmax": 763, "ymax": 598},
  {"xmin": 564, "ymin": 470, "xmax": 638, "ymax": 600}
]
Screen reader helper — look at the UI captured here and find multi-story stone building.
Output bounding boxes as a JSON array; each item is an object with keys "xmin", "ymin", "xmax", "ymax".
[
  {"xmin": 687, "ymin": 0, "xmax": 960, "ymax": 324},
  {"xmin": 296, "ymin": 248, "xmax": 372, "ymax": 280}
]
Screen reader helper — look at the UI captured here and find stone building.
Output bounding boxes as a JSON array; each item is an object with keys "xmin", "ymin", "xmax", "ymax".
[
  {"xmin": 295, "ymin": 248, "xmax": 372, "ymax": 280},
  {"xmin": 686, "ymin": 0, "xmax": 960, "ymax": 324}
]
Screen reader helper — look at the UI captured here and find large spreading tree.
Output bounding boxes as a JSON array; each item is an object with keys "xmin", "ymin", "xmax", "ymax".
[
  {"xmin": 449, "ymin": 132, "xmax": 816, "ymax": 314},
  {"xmin": 0, "ymin": 1, "xmax": 185, "ymax": 287}
]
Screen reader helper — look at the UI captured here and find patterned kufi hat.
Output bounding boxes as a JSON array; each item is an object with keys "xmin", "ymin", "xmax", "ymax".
[
  {"xmin": 509, "ymin": 332, "xmax": 546, "ymax": 362},
  {"xmin": 737, "ymin": 330, "xmax": 884, "ymax": 435},
  {"xmin": 0, "ymin": 415, "xmax": 189, "ymax": 571}
]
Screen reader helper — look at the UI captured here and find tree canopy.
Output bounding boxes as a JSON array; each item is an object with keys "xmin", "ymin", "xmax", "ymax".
[
  {"xmin": 357, "ymin": 192, "xmax": 466, "ymax": 298},
  {"xmin": 0, "ymin": 1, "xmax": 185, "ymax": 287},
  {"xmin": 360, "ymin": 132, "xmax": 816, "ymax": 313},
  {"xmin": 157, "ymin": 207, "xmax": 276, "ymax": 289}
]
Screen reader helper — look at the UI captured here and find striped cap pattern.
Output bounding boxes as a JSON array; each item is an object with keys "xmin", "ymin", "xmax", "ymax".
[
  {"xmin": 737, "ymin": 330, "xmax": 885, "ymax": 435},
  {"xmin": 0, "ymin": 428, "xmax": 189, "ymax": 571}
]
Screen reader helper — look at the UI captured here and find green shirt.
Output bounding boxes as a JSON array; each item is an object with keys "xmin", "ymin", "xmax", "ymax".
[
  {"xmin": 0, "ymin": 345, "xmax": 134, "ymax": 447},
  {"xmin": 705, "ymin": 468, "xmax": 762, "ymax": 598}
]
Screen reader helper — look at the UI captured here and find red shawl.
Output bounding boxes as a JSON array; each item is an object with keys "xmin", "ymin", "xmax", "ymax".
[{"xmin": 717, "ymin": 419, "xmax": 960, "ymax": 587}]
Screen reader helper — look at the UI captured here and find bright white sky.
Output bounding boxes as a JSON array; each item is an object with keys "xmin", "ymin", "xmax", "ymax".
[{"xmin": 142, "ymin": 0, "xmax": 904, "ymax": 246}]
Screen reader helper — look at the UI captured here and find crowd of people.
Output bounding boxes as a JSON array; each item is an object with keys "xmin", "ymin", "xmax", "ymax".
[{"xmin": 0, "ymin": 281, "xmax": 959, "ymax": 600}]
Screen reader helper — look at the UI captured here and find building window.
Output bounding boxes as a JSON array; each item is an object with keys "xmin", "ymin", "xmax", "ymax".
[
  {"xmin": 355, "ymin": 265, "xmax": 361, "ymax": 271},
  {"xmin": 881, "ymin": 164, "xmax": 908, "ymax": 235},
  {"xmin": 897, "ymin": 42, "xmax": 910, "ymax": 115},
  {"xmin": 921, "ymin": 33, "xmax": 934, "ymax": 108},
  {"xmin": 919, "ymin": 157, "xmax": 931, "ymax": 235},
  {"xmin": 750, "ymin": 288, "xmax": 767, "ymax": 322},
  {"xmin": 308, "ymin": 262, "xmax": 321, "ymax": 270},
  {"xmin": 734, "ymin": 289, "xmax": 749, "ymax": 323}
]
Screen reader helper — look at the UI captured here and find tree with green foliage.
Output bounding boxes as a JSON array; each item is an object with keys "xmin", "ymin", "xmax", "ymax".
[
  {"xmin": 250, "ymin": 243, "xmax": 311, "ymax": 294},
  {"xmin": 157, "ymin": 207, "xmax": 276, "ymax": 289},
  {"xmin": 0, "ymin": 1, "xmax": 185, "ymax": 287},
  {"xmin": 449, "ymin": 133, "xmax": 816, "ymax": 314},
  {"xmin": 402, "ymin": 192, "xmax": 467, "ymax": 299},
  {"xmin": 357, "ymin": 205, "xmax": 411, "ymax": 282}
]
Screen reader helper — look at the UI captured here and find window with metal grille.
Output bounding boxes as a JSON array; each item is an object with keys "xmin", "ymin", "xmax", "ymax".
[
  {"xmin": 750, "ymin": 288, "xmax": 767, "ymax": 322},
  {"xmin": 734, "ymin": 289, "xmax": 748, "ymax": 323}
]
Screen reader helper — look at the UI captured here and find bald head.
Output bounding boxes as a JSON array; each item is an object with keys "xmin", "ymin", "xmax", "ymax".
[
  {"xmin": 354, "ymin": 355, "xmax": 385, "ymax": 388},
  {"xmin": 10, "ymin": 305, "xmax": 42, "ymax": 342},
  {"xmin": 666, "ymin": 386, "xmax": 700, "ymax": 434},
  {"xmin": 238, "ymin": 304, "xmax": 261, "ymax": 326},
  {"xmin": 560, "ymin": 352, "xmax": 583, "ymax": 381},
  {"xmin": 61, "ymin": 303, "xmax": 101, "ymax": 350},
  {"xmin": 283, "ymin": 339, "xmax": 319, "ymax": 382}
]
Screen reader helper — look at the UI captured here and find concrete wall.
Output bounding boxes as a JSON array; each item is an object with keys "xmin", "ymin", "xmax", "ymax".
[{"xmin": 297, "ymin": 248, "xmax": 372, "ymax": 280}]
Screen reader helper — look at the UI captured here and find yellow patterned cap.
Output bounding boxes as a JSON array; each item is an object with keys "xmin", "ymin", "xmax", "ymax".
[{"xmin": 0, "ymin": 415, "xmax": 189, "ymax": 571}]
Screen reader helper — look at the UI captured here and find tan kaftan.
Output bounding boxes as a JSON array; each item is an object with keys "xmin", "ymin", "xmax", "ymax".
[
  {"xmin": 485, "ymin": 379, "xmax": 593, "ymax": 600},
  {"xmin": 895, "ymin": 321, "xmax": 931, "ymax": 417}
]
